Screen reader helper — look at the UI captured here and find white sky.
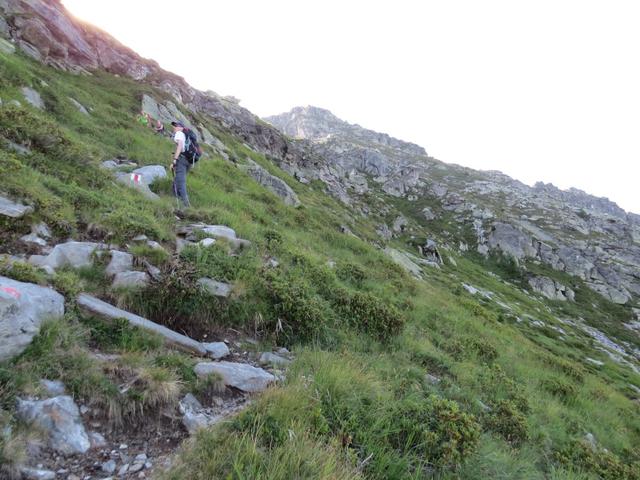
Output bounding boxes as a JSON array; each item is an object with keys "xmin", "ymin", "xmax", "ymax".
[{"xmin": 62, "ymin": 0, "xmax": 640, "ymax": 214}]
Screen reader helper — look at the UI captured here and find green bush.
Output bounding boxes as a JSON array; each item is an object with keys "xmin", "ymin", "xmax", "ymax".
[
  {"xmin": 484, "ymin": 399, "xmax": 529, "ymax": 446},
  {"xmin": 390, "ymin": 394, "xmax": 481, "ymax": 467},
  {"xmin": 543, "ymin": 377, "xmax": 578, "ymax": 401},
  {"xmin": 0, "ymin": 258, "xmax": 46, "ymax": 284},
  {"xmin": 336, "ymin": 262, "xmax": 367, "ymax": 286},
  {"xmin": 556, "ymin": 440, "xmax": 640, "ymax": 480},
  {"xmin": 333, "ymin": 288, "xmax": 405, "ymax": 340}
]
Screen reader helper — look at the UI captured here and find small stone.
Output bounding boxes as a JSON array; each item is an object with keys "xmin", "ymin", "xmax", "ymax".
[
  {"xmin": 132, "ymin": 235, "xmax": 148, "ymax": 242},
  {"xmin": 203, "ymin": 342, "xmax": 230, "ymax": 359},
  {"xmin": 134, "ymin": 453, "xmax": 148, "ymax": 463},
  {"xmin": 119, "ymin": 443, "xmax": 128, "ymax": 450},
  {"xmin": 89, "ymin": 431, "xmax": 107, "ymax": 449},
  {"xmin": 32, "ymin": 223, "xmax": 51, "ymax": 239},
  {"xmin": 21, "ymin": 233, "xmax": 48, "ymax": 247},
  {"xmin": 102, "ymin": 460, "xmax": 117, "ymax": 474},
  {"xmin": 80, "ymin": 405, "xmax": 89, "ymax": 415},
  {"xmin": 144, "ymin": 462, "xmax": 152, "ymax": 469},
  {"xmin": 146, "ymin": 240, "xmax": 164, "ymax": 251},
  {"xmin": 129, "ymin": 463, "xmax": 144, "ymax": 474},
  {"xmin": 198, "ymin": 238, "xmax": 216, "ymax": 248},
  {"xmin": 425, "ymin": 374, "xmax": 441, "ymax": 385},
  {"xmin": 585, "ymin": 357, "xmax": 605, "ymax": 367},
  {"xmin": 118, "ymin": 463, "xmax": 130, "ymax": 476},
  {"xmin": 19, "ymin": 467, "xmax": 56, "ymax": 480},
  {"xmin": 259, "ymin": 352, "xmax": 291, "ymax": 367},
  {"xmin": 276, "ymin": 347, "xmax": 290, "ymax": 355}
]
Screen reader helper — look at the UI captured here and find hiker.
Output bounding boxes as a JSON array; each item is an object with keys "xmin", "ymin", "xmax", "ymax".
[
  {"xmin": 171, "ymin": 121, "xmax": 191, "ymax": 208},
  {"xmin": 154, "ymin": 119, "xmax": 165, "ymax": 135},
  {"xmin": 137, "ymin": 110, "xmax": 150, "ymax": 127}
]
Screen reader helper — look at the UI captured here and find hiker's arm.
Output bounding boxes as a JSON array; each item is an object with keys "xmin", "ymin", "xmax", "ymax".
[{"xmin": 173, "ymin": 139, "xmax": 184, "ymax": 161}]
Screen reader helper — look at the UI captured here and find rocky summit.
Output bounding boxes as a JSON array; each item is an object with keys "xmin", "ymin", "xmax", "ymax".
[
  {"xmin": 1, "ymin": 1, "xmax": 640, "ymax": 479},
  {"xmin": 266, "ymin": 106, "xmax": 640, "ymax": 306}
]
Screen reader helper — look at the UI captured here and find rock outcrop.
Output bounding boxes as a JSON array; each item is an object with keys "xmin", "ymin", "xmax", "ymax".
[{"xmin": 0, "ymin": 276, "xmax": 65, "ymax": 361}]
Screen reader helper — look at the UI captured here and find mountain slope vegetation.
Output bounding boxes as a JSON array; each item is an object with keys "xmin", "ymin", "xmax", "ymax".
[{"xmin": 0, "ymin": 7, "xmax": 639, "ymax": 480}]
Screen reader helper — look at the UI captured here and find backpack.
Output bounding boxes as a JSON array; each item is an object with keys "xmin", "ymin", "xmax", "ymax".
[{"xmin": 183, "ymin": 128, "xmax": 202, "ymax": 164}]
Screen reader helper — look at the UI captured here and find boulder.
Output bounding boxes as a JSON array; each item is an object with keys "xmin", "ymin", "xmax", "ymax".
[
  {"xmin": 422, "ymin": 207, "xmax": 436, "ymax": 221},
  {"xmin": 28, "ymin": 241, "xmax": 104, "ymax": 270},
  {"xmin": 112, "ymin": 271, "xmax": 150, "ymax": 289},
  {"xmin": 178, "ymin": 394, "xmax": 221, "ymax": 434},
  {"xmin": 16, "ymin": 396, "xmax": 90, "ymax": 455},
  {"xmin": 116, "ymin": 172, "xmax": 160, "ymax": 200},
  {"xmin": 20, "ymin": 233, "xmax": 47, "ymax": 247},
  {"xmin": 486, "ymin": 222, "xmax": 537, "ymax": 260},
  {"xmin": 131, "ymin": 165, "xmax": 168, "ymax": 186},
  {"xmin": 194, "ymin": 361, "xmax": 275, "ymax": 393},
  {"xmin": 105, "ymin": 250, "xmax": 134, "ymax": 277},
  {"xmin": 0, "ymin": 276, "xmax": 65, "ymax": 361},
  {"xmin": 203, "ymin": 342, "xmax": 230, "ymax": 359},
  {"xmin": 199, "ymin": 238, "xmax": 216, "ymax": 248},
  {"xmin": 199, "ymin": 125, "xmax": 226, "ymax": 150},
  {"xmin": 242, "ymin": 160, "xmax": 301, "ymax": 207},
  {"xmin": 0, "ymin": 195, "xmax": 33, "ymax": 218},
  {"xmin": 528, "ymin": 275, "xmax": 575, "ymax": 302},
  {"xmin": 32, "ymin": 222, "xmax": 51, "ymax": 239},
  {"xmin": 21, "ymin": 86, "xmax": 44, "ymax": 109},
  {"xmin": 384, "ymin": 247, "xmax": 422, "ymax": 278},
  {"xmin": 197, "ymin": 278, "xmax": 232, "ymax": 298},
  {"xmin": 392, "ymin": 215, "xmax": 408, "ymax": 233}
]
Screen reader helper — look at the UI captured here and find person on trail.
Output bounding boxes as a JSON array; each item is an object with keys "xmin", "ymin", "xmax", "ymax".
[
  {"xmin": 137, "ymin": 110, "xmax": 149, "ymax": 127},
  {"xmin": 171, "ymin": 121, "xmax": 191, "ymax": 208},
  {"xmin": 154, "ymin": 119, "xmax": 165, "ymax": 135}
]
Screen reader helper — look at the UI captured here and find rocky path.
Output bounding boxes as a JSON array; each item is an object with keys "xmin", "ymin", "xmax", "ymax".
[{"xmin": 0, "ymin": 189, "xmax": 292, "ymax": 480}]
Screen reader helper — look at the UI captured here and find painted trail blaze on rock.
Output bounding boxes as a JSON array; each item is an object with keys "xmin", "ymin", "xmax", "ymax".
[{"xmin": 0, "ymin": 276, "xmax": 65, "ymax": 362}]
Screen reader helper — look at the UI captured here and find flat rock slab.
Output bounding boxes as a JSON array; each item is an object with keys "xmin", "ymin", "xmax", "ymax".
[
  {"xmin": 0, "ymin": 194, "xmax": 33, "ymax": 218},
  {"xmin": 29, "ymin": 241, "xmax": 104, "ymax": 271},
  {"xmin": 21, "ymin": 86, "xmax": 44, "ymax": 109},
  {"xmin": 243, "ymin": 159, "xmax": 301, "ymax": 207},
  {"xmin": 77, "ymin": 293, "xmax": 207, "ymax": 356},
  {"xmin": 259, "ymin": 352, "xmax": 291, "ymax": 367},
  {"xmin": 0, "ymin": 276, "xmax": 65, "ymax": 361},
  {"xmin": 194, "ymin": 361, "xmax": 275, "ymax": 393},
  {"xmin": 16, "ymin": 395, "xmax": 90, "ymax": 455}
]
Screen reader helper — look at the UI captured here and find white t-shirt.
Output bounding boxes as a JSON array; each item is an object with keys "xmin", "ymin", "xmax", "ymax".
[{"xmin": 173, "ymin": 130, "xmax": 186, "ymax": 152}]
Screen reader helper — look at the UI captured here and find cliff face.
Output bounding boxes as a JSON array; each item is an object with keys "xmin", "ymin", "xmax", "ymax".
[{"xmin": 266, "ymin": 107, "xmax": 640, "ymax": 306}]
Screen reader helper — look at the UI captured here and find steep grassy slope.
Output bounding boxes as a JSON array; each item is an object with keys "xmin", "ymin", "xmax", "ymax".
[{"xmin": 1, "ymin": 48, "xmax": 640, "ymax": 480}]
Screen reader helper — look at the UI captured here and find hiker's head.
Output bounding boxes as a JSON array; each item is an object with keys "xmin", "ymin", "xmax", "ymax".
[{"xmin": 171, "ymin": 121, "xmax": 185, "ymax": 131}]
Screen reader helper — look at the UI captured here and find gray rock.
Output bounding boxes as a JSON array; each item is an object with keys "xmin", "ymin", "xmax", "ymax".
[
  {"xmin": 181, "ymin": 410, "xmax": 221, "ymax": 434},
  {"xmin": 198, "ymin": 238, "xmax": 216, "ymax": 248},
  {"xmin": 76, "ymin": 294, "xmax": 207, "ymax": 356},
  {"xmin": 68, "ymin": 97, "xmax": 89, "ymax": 115},
  {"xmin": 16, "ymin": 396, "xmax": 90, "ymax": 454},
  {"xmin": 19, "ymin": 467, "xmax": 56, "ymax": 480},
  {"xmin": 21, "ymin": 86, "xmax": 44, "ymax": 109},
  {"xmin": 176, "ymin": 238, "xmax": 194, "ymax": 254},
  {"xmin": 39, "ymin": 379, "xmax": 65, "ymax": 396},
  {"xmin": 259, "ymin": 352, "xmax": 291, "ymax": 367},
  {"xmin": 422, "ymin": 207, "xmax": 436, "ymax": 221},
  {"xmin": 486, "ymin": 222, "xmax": 537, "ymax": 260},
  {"xmin": 6, "ymin": 139, "xmax": 31, "ymax": 155},
  {"xmin": 101, "ymin": 160, "xmax": 119, "ymax": 170},
  {"xmin": 102, "ymin": 460, "xmax": 117, "ymax": 474},
  {"xmin": 242, "ymin": 159, "xmax": 300, "ymax": 207},
  {"xmin": 203, "ymin": 342, "xmax": 230, "ymax": 359},
  {"xmin": 179, "ymin": 393, "xmax": 203, "ymax": 412},
  {"xmin": 383, "ymin": 247, "xmax": 422, "ymax": 278},
  {"xmin": 32, "ymin": 222, "xmax": 51, "ymax": 239},
  {"xmin": 89, "ymin": 431, "xmax": 107, "ymax": 449},
  {"xmin": 118, "ymin": 464, "xmax": 129, "ymax": 476},
  {"xmin": 20, "ymin": 233, "xmax": 47, "ymax": 247},
  {"xmin": 116, "ymin": 172, "xmax": 159, "ymax": 200},
  {"xmin": 585, "ymin": 357, "xmax": 605, "ymax": 367},
  {"xmin": 392, "ymin": 215, "xmax": 408, "ymax": 233},
  {"xmin": 29, "ymin": 241, "xmax": 104, "ymax": 270},
  {"xmin": 199, "ymin": 125, "xmax": 226, "ymax": 150},
  {"xmin": 130, "ymin": 165, "xmax": 167, "ymax": 186},
  {"xmin": 376, "ymin": 224, "xmax": 392, "ymax": 241},
  {"xmin": 129, "ymin": 463, "xmax": 144, "ymax": 474},
  {"xmin": 197, "ymin": 278, "xmax": 232, "ymax": 298},
  {"xmin": 106, "ymin": 251, "xmax": 134, "ymax": 277},
  {"xmin": 0, "ymin": 276, "xmax": 65, "ymax": 361},
  {"xmin": 194, "ymin": 361, "xmax": 275, "ymax": 393},
  {"xmin": 425, "ymin": 374, "xmax": 441, "ymax": 385},
  {"xmin": 0, "ymin": 37, "xmax": 15, "ymax": 55},
  {"xmin": 0, "ymin": 195, "xmax": 33, "ymax": 218},
  {"xmin": 528, "ymin": 275, "xmax": 575, "ymax": 302},
  {"xmin": 112, "ymin": 271, "xmax": 150, "ymax": 289}
]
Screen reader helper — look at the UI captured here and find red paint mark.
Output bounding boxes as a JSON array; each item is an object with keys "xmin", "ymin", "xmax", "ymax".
[
  {"xmin": 0, "ymin": 286, "xmax": 21, "ymax": 299},
  {"xmin": 131, "ymin": 173, "xmax": 142, "ymax": 185}
]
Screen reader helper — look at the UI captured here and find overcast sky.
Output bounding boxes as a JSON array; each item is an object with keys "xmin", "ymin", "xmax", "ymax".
[{"xmin": 62, "ymin": 0, "xmax": 640, "ymax": 214}]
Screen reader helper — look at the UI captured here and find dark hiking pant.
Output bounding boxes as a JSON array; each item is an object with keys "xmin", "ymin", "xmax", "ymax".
[{"xmin": 172, "ymin": 155, "xmax": 191, "ymax": 207}]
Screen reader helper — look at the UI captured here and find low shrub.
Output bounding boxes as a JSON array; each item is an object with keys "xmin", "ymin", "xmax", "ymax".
[
  {"xmin": 556, "ymin": 439, "xmax": 640, "ymax": 480},
  {"xmin": 484, "ymin": 399, "xmax": 530, "ymax": 446},
  {"xmin": 333, "ymin": 288, "xmax": 405, "ymax": 340}
]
